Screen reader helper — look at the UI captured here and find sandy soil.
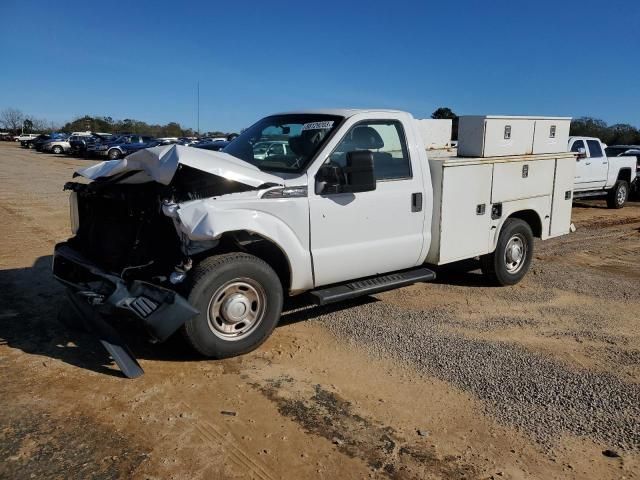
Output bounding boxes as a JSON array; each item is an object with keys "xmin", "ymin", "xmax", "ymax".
[{"xmin": 0, "ymin": 142, "xmax": 638, "ymax": 479}]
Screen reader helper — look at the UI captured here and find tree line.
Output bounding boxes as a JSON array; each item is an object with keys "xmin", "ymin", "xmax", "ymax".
[{"xmin": 0, "ymin": 108, "xmax": 232, "ymax": 138}]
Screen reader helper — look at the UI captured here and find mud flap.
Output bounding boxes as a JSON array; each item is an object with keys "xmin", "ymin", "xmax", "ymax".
[{"xmin": 66, "ymin": 292, "xmax": 144, "ymax": 379}]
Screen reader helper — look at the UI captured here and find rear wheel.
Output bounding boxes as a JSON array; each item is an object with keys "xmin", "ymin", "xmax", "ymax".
[
  {"xmin": 52, "ymin": 145, "xmax": 63, "ymax": 154},
  {"xmin": 182, "ymin": 253, "xmax": 283, "ymax": 358},
  {"xmin": 606, "ymin": 180, "xmax": 628, "ymax": 209},
  {"xmin": 480, "ymin": 218, "xmax": 534, "ymax": 286},
  {"xmin": 108, "ymin": 148, "xmax": 121, "ymax": 160}
]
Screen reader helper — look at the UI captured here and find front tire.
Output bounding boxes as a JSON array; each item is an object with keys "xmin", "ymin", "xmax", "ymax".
[
  {"xmin": 182, "ymin": 253, "xmax": 283, "ymax": 358},
  {"xmin": 480, "ymin": 218, "xmax": 534, "ymax": 286},
  {"xmin": 108, "ymin": 148, "xmax": 121, "ymax": 160},
  {"xmin": 52, "ymin": 145, "xmax": 63, "ymax": 154},
  {"xmin": 606, "ymin": 180, "xmax": 628, "ymax": 209}
]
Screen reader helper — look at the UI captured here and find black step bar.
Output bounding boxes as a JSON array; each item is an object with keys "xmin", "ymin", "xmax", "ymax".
[{"xmin": 310, "ymin": 267, "xmax": 436, "ymax": 306}]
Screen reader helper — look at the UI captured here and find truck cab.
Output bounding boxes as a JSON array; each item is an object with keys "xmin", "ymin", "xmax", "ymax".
[{"xmin": 569, "ymin": 136, "xmax": 636, "ymax": 207}]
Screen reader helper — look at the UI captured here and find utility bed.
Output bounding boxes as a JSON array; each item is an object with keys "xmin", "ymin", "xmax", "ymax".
[{"xmin": 426, "ymin": 152, "xmax": 576, "ymax": 265}]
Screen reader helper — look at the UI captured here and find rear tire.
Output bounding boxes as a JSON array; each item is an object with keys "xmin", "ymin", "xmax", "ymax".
[
  {"xmin": 606, "ymin": 180, "xmax": 628, "ymax": 209},
  {"xmin": 52, "ymin": 145, "xmax": 63, "ymax": 154},
  {"xmin": 182, "ymin": 253, "xmax": 283, "ymax": 358},
  {"xmin": 480, "ymin": 218, "xmax": 534, "ymax": 286},
  {"xmin": 108, "ymin": 148, "xmax": 121, "ymax": 160}
]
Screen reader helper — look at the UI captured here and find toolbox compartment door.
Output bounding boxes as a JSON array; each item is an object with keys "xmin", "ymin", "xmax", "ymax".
[
  {"xmin": 491, "ymin": 159, "xmax": 555, "ymax": 203},
  {"xmin": 549, "ymin": 157, "xmax": 576, "ymax": 237},
  {"xmin": 438, "ymin": 163, "xmax": 493, "ymax": 263}
]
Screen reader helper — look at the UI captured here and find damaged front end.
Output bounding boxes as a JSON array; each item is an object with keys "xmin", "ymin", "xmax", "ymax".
[{"xmin": 53, "ymin": 145, "xmax": 282, "ymax": 377}]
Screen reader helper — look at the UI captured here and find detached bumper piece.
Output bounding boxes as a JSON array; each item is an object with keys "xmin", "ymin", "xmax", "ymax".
[{"xmin": 53, "ymin": 243, "xmax": 198, "ymax": 378}]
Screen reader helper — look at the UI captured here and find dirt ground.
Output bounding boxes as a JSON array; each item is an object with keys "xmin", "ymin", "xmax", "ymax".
[{"xmin": 0, "ymin": 142, "xmax": 638, "ymax": 480}]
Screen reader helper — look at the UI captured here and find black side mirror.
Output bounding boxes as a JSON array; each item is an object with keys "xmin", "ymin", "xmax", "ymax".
[
  {"xmin": 316, "ymin": 164, "xmax": 343, "ymax": 194},
  {"xmin": 315, "ymin": 151, "xmax": 376, "ymax": 195},
  {"xmin": 343, "ymin": 151, "xmax": 376, "ymax": 193}
]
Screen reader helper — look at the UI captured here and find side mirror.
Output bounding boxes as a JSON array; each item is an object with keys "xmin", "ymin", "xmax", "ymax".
[
  {"xmin": 315, "ymin": 151, "xmax": 377, "ymax": 195},
  {"xmin": 343, "ymin": 151, "xmax": 376, "ymax": 193},
  {"xmin": 577, "ymin": 147, "xmax": 587, "ymax": 159}
]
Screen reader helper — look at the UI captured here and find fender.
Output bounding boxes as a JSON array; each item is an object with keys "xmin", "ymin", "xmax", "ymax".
[
  {"xmin": 489, "ymin": 198, "xmax": 548, "ymax": 252},
  {"xmin": 174, "ymin": 200, "xmax": 313, "ymax": 292}
]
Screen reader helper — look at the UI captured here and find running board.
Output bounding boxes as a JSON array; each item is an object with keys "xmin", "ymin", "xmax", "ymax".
[
  {"xmin": 573, "ymin": 190, "xmax": 606, "ymax": 199},
  {"xmin": 310, "ymin": 267, "xmax": 436, "ymax": 306}
]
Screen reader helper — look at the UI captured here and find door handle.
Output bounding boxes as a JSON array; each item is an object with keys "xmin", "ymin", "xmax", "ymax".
[
  {"xmin": 585, "ymin": 162, "xmax": 591, "ymax": 165},
  {"xmin": 411, "ymin": 192, "xmax": 423, "ymax": 212}
]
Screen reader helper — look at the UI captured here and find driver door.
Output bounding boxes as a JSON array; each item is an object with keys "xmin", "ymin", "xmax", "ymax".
[{"xmin": 308, "ymin": 117, "xmax": 427, "ymax": 287}]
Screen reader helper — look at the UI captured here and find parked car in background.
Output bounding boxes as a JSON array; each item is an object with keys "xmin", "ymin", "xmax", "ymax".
[
  {"xmin": 252, "ymin": 140, "xmax": 294, "ymax": 160},
  {"xmin": 69, "ymin": 133, "xmax": 110, "ymax": 156},
  {"xmin": 14, "ymin": 133, "xmax": 39, "ymax": 142},
  {"xmin": 156, "ymin": 137, "xmax": 179, "ymax": 145},
  {"xmin": 606, "ymin": 145, "xmax": 640, "ymax": 196},
  {"xmin": 118, "ymin": 139, "xmax": 161, "ymax": 157},
  {"xmin": 570, "ymin": 137, "xmax": 637, "ymax": 208},
  {"xmin": 193, "ymin": 140, "xmax": 229, "ymax": 151},
  {"xmin": 35, "ymin": 134, "xmax": 68, "ymax": 152},
  {"xmin": 41, "ymin": 133, "xmax": 93, "ymax": 154},
  {"xmin": 88, "ymin": 135, "xmax": 156, "ymax": 159}
]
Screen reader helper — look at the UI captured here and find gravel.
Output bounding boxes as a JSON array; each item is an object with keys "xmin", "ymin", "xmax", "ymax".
[{"xmin": 284, "ymin": 300, "xmax": 640, "ymax": 450}]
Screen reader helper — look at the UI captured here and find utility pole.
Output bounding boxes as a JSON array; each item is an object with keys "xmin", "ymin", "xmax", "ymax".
[{"xmin": 197, "ymin": 81, "xmax": 200, "ymax": 137}]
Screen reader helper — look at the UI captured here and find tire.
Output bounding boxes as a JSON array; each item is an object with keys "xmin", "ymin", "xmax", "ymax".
[
  {"xmin": 182, "ymin": 252, "xmax": 283, "ymax": 358},
  {"xmin": 480, "ymin": 218, "xmax": 534, "ymax": 286},
  {"xmin": 28, "ymin": 143, "xmax": 34, "ymax": 149},
  {"xmin": 606, "ymin": 180, "xmax": 628, "ymax": 209},
  {"xmin": 52, "ymin": 145, "xmax": 63, "ymax": 154},
  {"xmin": 108, "ymin": 148, "xmax": 121, "ymax": 160}
]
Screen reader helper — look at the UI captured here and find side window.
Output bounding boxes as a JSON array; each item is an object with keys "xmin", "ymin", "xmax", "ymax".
[
  {"xmin": 586, "ymin": 140, "xmax": 603, "ymax": 158},
  {"xmin": 328, "ymin": 120, "xmax": 411, "ymax": 181},
  {"xmin": 570, "ymin": 140, "xmax": 585, "ymax": 152}
]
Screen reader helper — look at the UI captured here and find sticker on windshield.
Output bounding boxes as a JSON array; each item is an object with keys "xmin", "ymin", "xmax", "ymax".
[{"xmin": 301, "ymin": 121, "xmax": 334, "ymax": 131}]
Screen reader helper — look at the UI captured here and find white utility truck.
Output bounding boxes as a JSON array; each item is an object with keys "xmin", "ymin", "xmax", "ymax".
[
  {"xmin": 53, "ymin": 110, "xmax": 576, "ymax": 377},
  {"xmin": 569, "ymin": 136, "xmax": 637, "ymax": 208}
]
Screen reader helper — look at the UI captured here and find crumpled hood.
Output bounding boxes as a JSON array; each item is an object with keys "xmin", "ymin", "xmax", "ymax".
[{"xmin": 74, "ymin": 144, "xmax": 284, "ymax": 187}]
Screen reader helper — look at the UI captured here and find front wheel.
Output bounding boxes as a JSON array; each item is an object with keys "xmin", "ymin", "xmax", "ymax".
[
  {"xmin": 480, "ymin": 218, "xmax": 534, "ymax": 286},
  {"xmin": 108, "ymin": 148, "xmax": 121, "ymax": 160},
  {"xmin": 182, "ymin": 253, "xmax": 283, "ymax": 358},
  {"xmin": 606, "ymin": 180, "xmax": 628, "ymax": 209},
  {"xmin": 52, "ymin": 145, "xmax": 63, "ymax": 154}
]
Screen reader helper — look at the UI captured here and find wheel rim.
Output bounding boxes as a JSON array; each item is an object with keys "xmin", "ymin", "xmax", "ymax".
[
  {"xmin": 109, "ymin": 150, "xmax": 118, "ymax": 159},
  {"xmin": 504, "ymin": 234, "xmax": 527, "ymax": 274},
  {"xmin": 617, "ymin": 185, "xmax": 627, "ymax": 205},
  {"xmin": 207, "ymin": 278, "xmax": 266, "ymax": 341}
]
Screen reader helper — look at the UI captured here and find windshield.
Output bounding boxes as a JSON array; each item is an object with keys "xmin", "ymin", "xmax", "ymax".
[{"xmin": 223, "ymin": 114, "xmax": 343, "ymax": 172}]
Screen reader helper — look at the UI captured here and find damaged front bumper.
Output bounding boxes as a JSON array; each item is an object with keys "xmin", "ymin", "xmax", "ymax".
[{"xmin": 52, "ymin": 242, "xmax": 199, "ymax": 377}]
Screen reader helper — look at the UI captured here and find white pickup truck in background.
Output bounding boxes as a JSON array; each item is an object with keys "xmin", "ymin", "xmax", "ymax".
[
  {"xmin": 53, "ymin": 109, "xmax": 577, "ymax": 377},
  {"xmin": 569, "ymin": 136, "xmax": 637, "ymax": 208}
]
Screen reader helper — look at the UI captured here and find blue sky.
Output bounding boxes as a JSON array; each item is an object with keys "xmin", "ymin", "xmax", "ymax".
[{"xmin": 1, "ymin": 0, "xmax": 638, "ymax": 132}]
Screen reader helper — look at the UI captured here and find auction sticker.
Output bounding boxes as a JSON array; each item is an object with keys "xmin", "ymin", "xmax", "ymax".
[{"xmin": 302, "ymin": 121, "xmax": 334, "ymax": 130}]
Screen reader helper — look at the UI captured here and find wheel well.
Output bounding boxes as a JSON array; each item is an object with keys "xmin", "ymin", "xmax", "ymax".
[
  {"xmin": 507, "ymin": 210, "xmax": 542, "ymax": 238},
  {"xmin": 617, "ymin": 168, "xmax": 632, "ymax": 184},
  {"xmin": 212, "ymin": 231, "xmax": 291, "ymax": 291}
]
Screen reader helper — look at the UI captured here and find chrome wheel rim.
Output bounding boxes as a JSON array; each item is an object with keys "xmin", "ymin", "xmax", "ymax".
[
  {"xmin": 617, "ymin": 185, "xmax": 627, "ymax": 205},
  {"xmin": 504, "ymin": 234, "xmax": 527, "ymax": 274},
  {"xmin": 207, "ymin": 278, "xmax": 266, "ymax": 341}
]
